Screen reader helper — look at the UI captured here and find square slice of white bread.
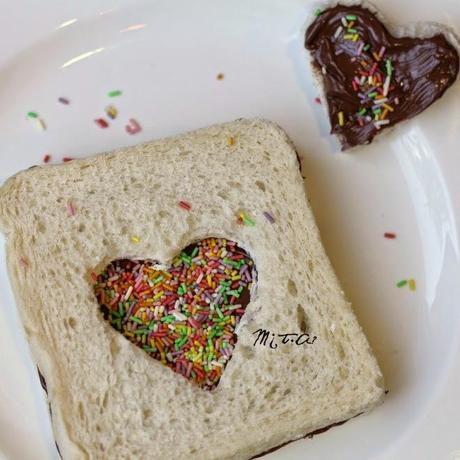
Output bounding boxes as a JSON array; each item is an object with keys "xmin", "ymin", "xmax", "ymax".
[{"xmin": 0, "ymin": 118, "xmax": 384, "ymax": 460}]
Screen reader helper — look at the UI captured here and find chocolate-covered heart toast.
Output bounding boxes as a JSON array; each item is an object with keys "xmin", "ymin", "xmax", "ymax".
[{"xmin": 305, "ymin": 4, "xmax": 459, "ymax": 150}]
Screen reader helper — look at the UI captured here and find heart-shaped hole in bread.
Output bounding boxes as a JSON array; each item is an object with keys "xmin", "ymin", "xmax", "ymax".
[
  {"xmin": 93, "ymin": 237, "xmax": 256, "ymax": 390},
  {"xmin": 305, "ymin": 4, "xmax": 459, "ymax": 149}
]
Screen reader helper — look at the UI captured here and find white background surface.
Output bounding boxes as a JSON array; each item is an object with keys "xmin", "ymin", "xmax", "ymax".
[{"xmin": 0, "ymin": 0, "xmax": 459, "ymax": 459}]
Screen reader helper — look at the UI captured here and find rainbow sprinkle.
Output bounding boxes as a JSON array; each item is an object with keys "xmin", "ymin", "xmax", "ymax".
[
  {"xmin": 66, "ymin": 201, "xmax": 76, "ymax": 217},
  {"xmin": 178, "ymin": 201, "xmax": 192, "ymax": 211},
  {"xmin": 332, "ymin": 14, "xmax": 397, "ymax": 131},
  {"xmin": 397, "ymin": 279, "xmax": 416, "ymax": 291},
  {"xmin": 94, "ymin": 238, "xmax": 256, "ymax": 389},
  {"xmin": 125, "ymin": 118, "xmax": 142, "ymax": 135},
  {"xmin": 384, "ymin": 232, "xmax": 396, "ymax": 239},
  {"xmin": 19, "ymin": 257, "xmax": 28, "ymax": 269},
  {"xmin": 105, "ymin": 105, "xmax": 118, "ymax": 120},
  {"xmin": 58, "ymin": 97, "xmax": 70, "ymax": 105},
  {"xmin": 27, "ymin": 112, "xmax": 47, "ymax": 131},
  {"xmin": 239, "ymin": 212, "xmax": 255, "ymax": 227},
  {"xmin": 338, "ymin": 111, "xmax": 345, "ymax": 126},
  {"xmin": 263, "ymin": 211, "xmax": 275, "ymax": 223},
  {"xmin": 94, "ymin": 118, "xmax": 109, "ymax": 129},
  {"xmin": 107, "ymin": 90, "xmax": 122, "ymax": 97}
]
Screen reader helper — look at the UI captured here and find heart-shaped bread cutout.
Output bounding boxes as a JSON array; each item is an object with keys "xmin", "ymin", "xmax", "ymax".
[
  {"xmin": 305, "ymin": 5, "xmax": 459, "ymax": 150},
  {"xmin": 94, "ymin": 238, "xmax": 256, "ymax": 390}
]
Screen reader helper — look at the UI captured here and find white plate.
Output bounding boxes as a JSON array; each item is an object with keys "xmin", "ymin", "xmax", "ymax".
[{"xmin": 1, "ymin": 1, "xmax": 460, "ymax": 459}]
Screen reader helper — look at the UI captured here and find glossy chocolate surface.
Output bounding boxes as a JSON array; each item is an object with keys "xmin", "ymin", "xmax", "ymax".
[{"xmin": 305, "ymin": 5, "xmax": 459, "ymax": 149}]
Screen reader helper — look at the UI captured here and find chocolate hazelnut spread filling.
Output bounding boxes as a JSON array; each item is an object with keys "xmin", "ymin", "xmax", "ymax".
[{"xmin": 305, "ymin": 5, "xmax": 459, "ymax": 149}]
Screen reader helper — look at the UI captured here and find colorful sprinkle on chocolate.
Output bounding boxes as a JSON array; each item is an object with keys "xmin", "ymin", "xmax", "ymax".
[
  {"xmin": 338, "ymin": 111, "xmax": 345, "ymax": 126},
  {"xmin": 94, "ymin": 238, "xmax": 256, "ymax": 389}
]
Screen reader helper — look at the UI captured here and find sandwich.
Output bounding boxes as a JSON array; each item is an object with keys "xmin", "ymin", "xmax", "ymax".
[{"xmin": 0, "ymin": 118, "xmax": 384, "ymax": 459}]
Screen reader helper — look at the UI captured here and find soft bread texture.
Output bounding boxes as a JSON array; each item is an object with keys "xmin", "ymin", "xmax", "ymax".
[
  {"xmin": 304, "ymin": 1, "xmax": 460, "ymax": 151},
  {"xmin": 0, "ymin": 119, "xmax": 384, "ymax": 459}
]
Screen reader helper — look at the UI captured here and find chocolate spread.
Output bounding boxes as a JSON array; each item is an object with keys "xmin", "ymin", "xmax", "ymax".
[{"xmin": 305, "ymin": 5, "xmax": 459, "ymax": 149}]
